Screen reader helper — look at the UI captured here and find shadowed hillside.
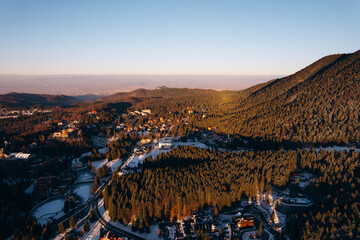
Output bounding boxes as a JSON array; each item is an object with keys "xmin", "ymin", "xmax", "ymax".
[
  {"xmin": 0, "ymin": 93, "xmax": 102, "ymax": 107},
  {"xmin": 198, "ymin": 50, "xmax": 360, "ymax": 145}
]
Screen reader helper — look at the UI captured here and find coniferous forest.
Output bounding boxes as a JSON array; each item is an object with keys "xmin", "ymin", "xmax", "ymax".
[
  {"xmin": 1, "ymin": 50, "xmax": 360, "ymax": 240},
  {"xmin": 104, "ymin": 146, "xmax": 360, "ymax": 239}
]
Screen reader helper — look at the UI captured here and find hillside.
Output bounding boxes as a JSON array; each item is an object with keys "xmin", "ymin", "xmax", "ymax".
[
  {"xmin": 97, "ymin": 87, "xmax": 218, "ymax": 103},
  {"xmin": 199, "ymin": 50, "xmax": 360, "ymax": 146},
  {"xmin": 0, "ymin": 92, "xmax": 101, "ymax": 107}
]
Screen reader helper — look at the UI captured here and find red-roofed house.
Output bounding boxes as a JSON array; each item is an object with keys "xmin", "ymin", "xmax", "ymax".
[{"xmin": 32, "ymin": 176, "xmax": 55, "ymax": 198}]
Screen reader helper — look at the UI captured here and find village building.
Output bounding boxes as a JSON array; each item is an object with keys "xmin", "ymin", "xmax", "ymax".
[
  {"xmin": 232, "ymin": 212, "xmax": 255, "ymax": 229},
  {"xmin": 71, "ymin": 158, "xmax": 83, "ymax": 169},
  {"xmin": 8, "ymin": 152, "xmax": 35, "ymax": 162},
  {"xmin": 140, "ymin": 138, "xmax": 151, "ymax": 145},
  {"xmin": 32, "ymin": 176, "xmax": 55, "ymax": 199},
  {"xmin": 159, "ymin": 138, "xmax": 172, "ymax": 149},
  {"xmin": 141, "ymin": 109, "xmax": 151, "ymax": 115}
]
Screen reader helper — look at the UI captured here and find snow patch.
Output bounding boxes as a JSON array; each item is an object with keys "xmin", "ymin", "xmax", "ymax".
[
  {"xmin": 91, "ymin": 159, "xmax": 108, "ymax": 170},
  {"xmin": 32, "ymin": 198, "xmax": 65, "ymax": 225}
]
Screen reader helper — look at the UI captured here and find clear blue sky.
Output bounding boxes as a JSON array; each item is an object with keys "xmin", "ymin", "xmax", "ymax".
[{"xmin": 0, "ymin": 0, "xmax": 359, "ymax": 75}]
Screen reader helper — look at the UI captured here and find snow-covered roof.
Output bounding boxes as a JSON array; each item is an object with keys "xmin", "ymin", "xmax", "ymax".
[{"xmin": 9, "ymin": 152, "xmax": 32, "ymax": 159}]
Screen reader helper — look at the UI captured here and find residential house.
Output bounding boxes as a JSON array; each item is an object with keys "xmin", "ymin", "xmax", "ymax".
[
  {"xmin": 32, "ymin": 176, "xmax": 55, "ymax": 198},
  {"xmin": 159, "ymin": 138, "xmax": 172, "ymax": 149},
  {"xmin": 235, "ymin": 213, "xmax": 255, "ymax": 229},
  {"xmin": 141, "ymin": 109, "xmax": 151, "ymax": 115}
]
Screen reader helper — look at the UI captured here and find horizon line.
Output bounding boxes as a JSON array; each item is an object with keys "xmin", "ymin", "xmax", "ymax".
[{"xmin": 0, "ymin": 73, "xmax": 284, "ymax": 77}]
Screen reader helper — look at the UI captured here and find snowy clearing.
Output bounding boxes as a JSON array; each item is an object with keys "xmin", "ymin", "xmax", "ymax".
[
  {"xmin": 76, "ymin": 171, "xmax": 94, "ymax": 182},
  {"xmin": 91, "ymin": 159, "xmax": 107, "ymax": 170},
  {"xmin": 72, "ymin": 183, "xmax": 92, "ymax": 204},
  {"xmin": 32, "ymin": 197, "xmax": 65, "ymax": 225},
  {"xmin": 98, "ymin": 147, "xmax": 107, "ymax": 154}
]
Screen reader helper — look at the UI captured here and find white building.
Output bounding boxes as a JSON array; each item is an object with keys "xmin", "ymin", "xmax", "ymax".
[
  {"xmin": 159, "ymin": 139, "xmax": 172, "ymax": 149},
  {"xmin": 141, "ymin": 109, "xmax": 151, "ymax": 115}
]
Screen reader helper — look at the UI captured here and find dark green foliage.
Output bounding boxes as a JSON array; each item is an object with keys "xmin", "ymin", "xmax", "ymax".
[
  {"xmin": 287, "ymin": 149, "xmax": 360, "ymax": 239},
  {"xmin": 89, "ymin": 209, "xmax": 96, "ymax": 222},
  {"xmin": 82, "ymin": 148, "xmax": 105, "ymax": 163},
  {"xmin": 91, "ymin": 176, "xmax": 100, "ymax": 194},
  {"xmin": 107, "ymin": 146, "xmax": 360, "ymax": 239},
  {"xmin": 134, "ymin": 50, "xmax": 360, "ymax": 146},
  {"xmin": 58, "ymin": 221, "xmax": 65, "ymax": 234},
  {"xmin": 69, "ymin": 215, "xmax": 76, "ymax": 228},
  {"xmin": 257, "ymin": 221, "xmax": 263, "ymax": 238},
  {"xmin": 105, "ymin": 132, "xmax": 133, "ymax": 161},
  {"xmin": 97, "ymin": 165, "xmax": 109, "ymax": 178},
  {"xmin": 12, "ymin": 217, "xmax": 42, "ymax": 240},
  {"xmin": 196, "ymin": 50, "xmax": 360, "ymax": 145},
  {"xmin": 0, "ymin": 182, "xmax": 32, "ymax": 238},
  {"xmin": 107, "ymin": 146, "xmax": 296, "ymax": 225},
  {"xmin": 83, "ymin": 220, "xmax": 90, "ymax": 232}
]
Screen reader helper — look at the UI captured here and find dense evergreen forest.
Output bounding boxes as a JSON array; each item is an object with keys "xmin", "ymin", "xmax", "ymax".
[
  {"xmin": 132, "ymin": 50, "xmax": 360, "ymax": 147},
  {"xmin": 105, "ymin": 146, "xmax": 360, "ymax": 239}
]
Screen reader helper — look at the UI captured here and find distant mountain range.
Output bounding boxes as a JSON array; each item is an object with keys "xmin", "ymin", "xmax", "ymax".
[
  {"xmin": 0, "ymin": 92, "xmax": 102, "ymax": 107},
  {"xmin": 97, "ymin": 87, "xmax": 218, "ymax": 103},
  {"xmin": 1, "ymin": 49, "xmax": 359, "ymax": 146}
]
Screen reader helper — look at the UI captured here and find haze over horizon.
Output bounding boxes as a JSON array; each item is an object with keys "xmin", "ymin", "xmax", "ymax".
[
  {"xmin": 0, "ymin": 1, "xmax": 359, "ymax": 95},
  {"xmin": 0, "ymin": 74, "xmax": 282, "ymax": 95}
]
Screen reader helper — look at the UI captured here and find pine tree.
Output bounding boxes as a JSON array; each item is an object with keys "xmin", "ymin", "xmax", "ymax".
[
  {"xmin": 69, "ymin": 215, "xmax": 76, "ymax": 228},
  {"xmin": 89, "ymin": 209, "xmax": 95, "ymax": 222},
  {"xmin": 83, "ymin": 220, "xmax": 90, "ymax": 232},
  {"xmin": 108, "ymin": 200, "xmax": 117, "ymax": 221},
  {"xmin": 257, "ymin": 221, "xmax": 263, "ymax": 238},
  {"xmin": 58, "ymin": 221, "xmax": 65, "ymax": 234},
  {"xmin": 139, "ymin": 220, "xmax": 144, "ymax": 233}
]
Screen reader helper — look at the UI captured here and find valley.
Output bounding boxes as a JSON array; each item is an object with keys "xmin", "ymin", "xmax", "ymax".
[{"xmin": 1, "ymin": 50, "xmax": 360, "ymax": 240}]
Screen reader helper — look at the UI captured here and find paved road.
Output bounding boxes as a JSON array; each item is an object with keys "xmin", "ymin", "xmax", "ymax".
[
  {"xmin": 81, "ymin": 219, "xmax": 102, "ymax": 240},
  {"xmin": 247, "ymin": 205, "xmax": 283, "ymax": 239},
  {"xmin": 93, "ymin": 200, "xmax": 146, "ymax": 240},
  {"xmin": 55, "ymin": 147, "xmax": 143, "ymax": 240}
]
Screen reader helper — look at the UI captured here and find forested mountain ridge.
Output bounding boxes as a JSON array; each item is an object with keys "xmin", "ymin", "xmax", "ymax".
[
  {"xmin": 97, "ymin": 87, "xmax": 218, "ymax": 103},
  {"xmin": 0, "ymin": 92, "xmax": 78, "ymax": 107},
  {"xmin": 0, "ymin": 92, "xmax": 102, "ymax": 107},
  {"xmin": 197, "ymin": 50, "xmax": 360, "ymax": 145}
]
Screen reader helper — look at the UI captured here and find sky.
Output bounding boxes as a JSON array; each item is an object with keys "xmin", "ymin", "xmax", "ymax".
[{"xmin": 0, "ymin": 1, "xmax": 359, "ymax": 85}]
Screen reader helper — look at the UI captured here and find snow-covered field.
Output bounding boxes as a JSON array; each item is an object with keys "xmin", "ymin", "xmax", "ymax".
[
  {"xmin": 76, "ymin": 171, "xmax": 94, "ymax": 182},
  {"xmin": 91, "ymin": 159, "xmax": 107, "ymax": 170},
  {"xmin": 32, "ymin": 197, "xmax": 65, "ymax": 225},
  {"xmin": 91, "ymin": 157, "xmax": 123, "ymax": 172},
  {"xmin": 106, "ymin": 158, "xmax": 123, "ymax": 171},
  {"xmin": 98, "ymin": 147, "xmax": 107, "ymax": 154},
  {"xmin": 72, "ymin": 183, "xmax": 92, "ymax": 204}
]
